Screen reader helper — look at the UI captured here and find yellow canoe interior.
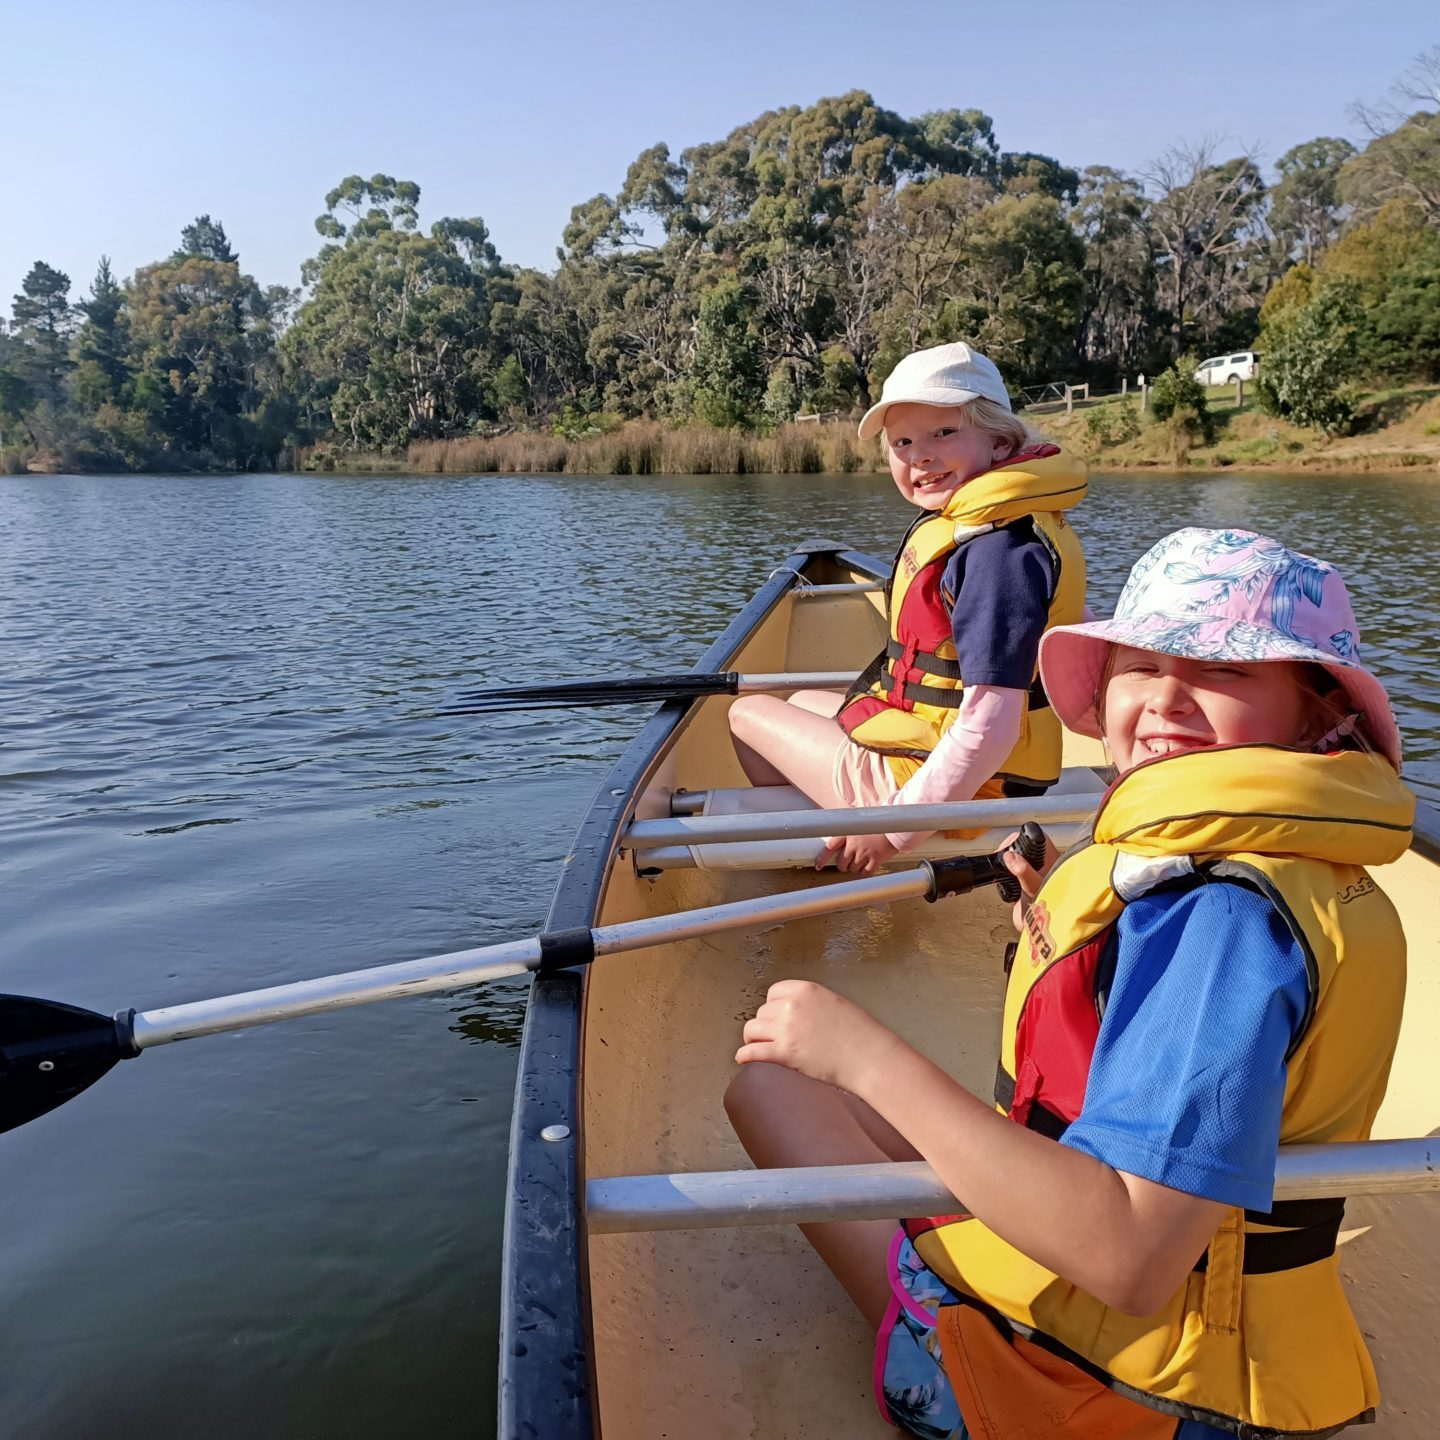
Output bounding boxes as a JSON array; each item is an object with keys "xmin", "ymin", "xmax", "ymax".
[{"xmin": 580, "ymin": 553, "xmax": 1440, "ymax": 1438}]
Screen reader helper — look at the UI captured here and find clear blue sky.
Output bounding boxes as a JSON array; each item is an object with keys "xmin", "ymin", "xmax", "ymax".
[{"xmin": 4, "ymin": 0, "xmax": 1435, "ymax": 307}]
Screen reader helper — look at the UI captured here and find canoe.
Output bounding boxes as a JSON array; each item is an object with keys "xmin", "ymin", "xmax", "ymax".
[{"xmin": 499, "ymin": 541, "xmax": 1440, "ymax": 1438}]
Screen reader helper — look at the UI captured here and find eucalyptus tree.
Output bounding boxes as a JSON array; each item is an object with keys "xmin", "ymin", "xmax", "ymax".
[
  {"xmin": 1071, "ymin": 167, "xmax": 1157, "ymax": 377},
  {"xmin": 287, "ymin": 176, "xmax": 517, "ymax": 448},
  {"xmin": 1344, "ymin": 45, "xmax": 1440, "ymax": 228},
  {"xmin": 126, "ymin": 245, "xmax": 275, "ymax": 461},
  {"xmin": 1144, "ymin": 142, "xmax": 1267, "ymax": 354},
  {"xmin": 1270, "ymin": 139, "xmax": 1357, "ymax": 266}
]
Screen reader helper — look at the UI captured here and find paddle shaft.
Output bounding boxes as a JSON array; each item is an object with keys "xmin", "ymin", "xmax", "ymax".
[
  {"xmin": 440, "ymin": 670, "xmax": 857, "ymax": 715},
  {"xmin": 125, "ymin": 853, "xmax": 1006, "ymax": 1051}
]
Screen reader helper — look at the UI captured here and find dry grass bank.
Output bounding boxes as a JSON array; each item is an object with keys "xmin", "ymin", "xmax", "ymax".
[{"xmin": 302, "ymin": 420, "xmax": 883, "ymax": 477}]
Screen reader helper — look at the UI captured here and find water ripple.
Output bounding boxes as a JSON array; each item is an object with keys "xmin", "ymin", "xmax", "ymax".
[{"xmin": 0, "ymin": 467, "xmax": 1435, "ymax": 1439}]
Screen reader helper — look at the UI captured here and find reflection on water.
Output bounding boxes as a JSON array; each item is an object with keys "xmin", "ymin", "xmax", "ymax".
[{"xmin": 0, "ymin": 467, "xmax": 1436, "ymax": 1438}]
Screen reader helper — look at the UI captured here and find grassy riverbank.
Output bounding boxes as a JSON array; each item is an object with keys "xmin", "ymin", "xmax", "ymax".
[
  {"xmin": 1039, "ymin": 382, "xmax": 1440, "ymax": 474},
  {"xmin": 298, "ymin": 382, "xmax": 1440, "ymax": 479}
]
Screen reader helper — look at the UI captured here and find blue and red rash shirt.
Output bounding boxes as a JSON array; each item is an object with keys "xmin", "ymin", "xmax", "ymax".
[
  {"xmin": 1061, "ymin": 881, "xmax": 1311, "ymax": 1440},
  {"xmin": 939, "ymin": 522, "xmax": 1056, "ymax": 690}
]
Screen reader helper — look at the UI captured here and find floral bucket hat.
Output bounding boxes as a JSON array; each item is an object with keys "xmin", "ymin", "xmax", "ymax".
[{"xmin": 1039, "ymin": 527, "xmax": 1402, "ymax": 770}]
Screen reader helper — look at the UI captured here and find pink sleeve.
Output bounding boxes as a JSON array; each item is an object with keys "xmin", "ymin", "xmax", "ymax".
[{"xmin": 884, "ymin": 685, "xmax": 1026, "ymax": 851}]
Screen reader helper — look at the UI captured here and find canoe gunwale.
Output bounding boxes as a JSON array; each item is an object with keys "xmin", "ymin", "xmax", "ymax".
[
  {"xmin": 1410, "ymin": 798, "xmax": 1440, "ymax": 866},
  {"xmin": 497, "ymin": 541, "xmax": 886, "ymax": 1439}
]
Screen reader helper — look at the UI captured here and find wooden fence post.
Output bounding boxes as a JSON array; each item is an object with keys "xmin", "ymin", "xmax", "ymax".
[{"xmin": 1234, "ymin": 375, "xmax": 1244, "ymax": 408}]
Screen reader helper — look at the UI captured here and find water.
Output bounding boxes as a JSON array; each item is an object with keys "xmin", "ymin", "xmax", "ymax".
[{"xmin": 1, "ymin": 469, "xmax": 1436, "ymax": 1438}]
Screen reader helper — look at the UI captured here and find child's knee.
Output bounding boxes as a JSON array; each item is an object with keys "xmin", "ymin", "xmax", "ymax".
[
  {"xmin": 724, "ymin": 1061, "xmax": 787, "ymax": 1134},
  {"xmin": 727, "ymin": 694, "xmax": 765, "ymax": 740}
]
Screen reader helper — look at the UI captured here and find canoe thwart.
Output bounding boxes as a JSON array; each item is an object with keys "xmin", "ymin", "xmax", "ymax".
[
  {"xmin": 625, "ymin": 793, "xmax": 1101, "ymax": 849},
  {"xmin": 586, "ymin": 1140, "xmax": 1440, "ymax": 1234}
]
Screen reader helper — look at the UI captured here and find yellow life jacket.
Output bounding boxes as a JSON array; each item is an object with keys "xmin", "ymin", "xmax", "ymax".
[
  {"xmin": 912, "ymin": 745, "xmax": 1415, "ymax": 1437},
  {"xmin": 836, "ymin": 448, "xmax": 1086, "ymax": 790}
]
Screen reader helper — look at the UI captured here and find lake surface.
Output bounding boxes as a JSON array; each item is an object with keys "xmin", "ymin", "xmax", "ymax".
[{"xmin": 2, "ymin": 469, "xmax": 1437, "ymax": 1437}]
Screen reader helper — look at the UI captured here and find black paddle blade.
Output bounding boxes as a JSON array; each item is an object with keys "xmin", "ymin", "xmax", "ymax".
[
  {"xmin": 439, "ymin": 671, "xmax": 740, "ymax": 716},
  {"xmin": 0, "ymin": 995, "xmax": 138, "ymax": 1134}
]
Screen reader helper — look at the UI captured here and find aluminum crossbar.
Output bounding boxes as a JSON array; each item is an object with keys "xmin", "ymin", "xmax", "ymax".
[
  {"xmin": 625, "ymin": 794, "xmax": 1100, "ymax": 850},
  {"xmin": 792, "ymin": 582, "xmax": 884, "ymax": 598},
  {"xmin": 586, "ymin": 1140, "xmax": 1440, "ymax": 1234}
]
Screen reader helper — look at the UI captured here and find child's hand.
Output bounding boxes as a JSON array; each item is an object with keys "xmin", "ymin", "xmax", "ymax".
[
  {"xmin": 817, "ymin": 831, "xmax": 897, "ymax": 875},
  {"xmin": 1000, "ymin": 829, "xmax": 1060, "ymax": 930},
  {"xmin": 735, "ymin": 979, "xmax": 900, "ymax": 1093}
]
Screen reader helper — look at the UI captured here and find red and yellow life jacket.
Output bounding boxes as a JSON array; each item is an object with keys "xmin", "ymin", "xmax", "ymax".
[
  {"xmin": 836, "ymin": 447, "xmax": 1086, "ymax": 790},
  {"xmin": 911, "ymin": 745, "xmax": 1415, "ymax": 1437}
]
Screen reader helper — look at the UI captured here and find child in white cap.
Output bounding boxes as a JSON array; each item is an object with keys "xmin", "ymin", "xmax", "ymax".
[
  {"xmin": 728, "ymin": 341, "xmax": 1088, "ymax": 871},
  {"xmin": 728, "ymin": 527, "xmax": 1413, "ymax": 1439}
]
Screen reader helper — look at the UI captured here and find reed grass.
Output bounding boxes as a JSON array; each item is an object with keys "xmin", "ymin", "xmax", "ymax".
[{"xmin": 402, "ymin": 420, "xmax": 884, "ymax": 477}]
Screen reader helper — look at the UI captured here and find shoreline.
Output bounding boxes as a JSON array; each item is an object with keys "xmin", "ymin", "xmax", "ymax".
[{"xmin": 9, "ymin": 383, "xmax": 1439, "ymax": 480}]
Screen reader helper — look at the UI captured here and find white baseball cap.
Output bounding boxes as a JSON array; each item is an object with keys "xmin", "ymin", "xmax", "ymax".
[{"xmin": 858, "ymin": 342, "xmax": 1012, "ymax": 441}]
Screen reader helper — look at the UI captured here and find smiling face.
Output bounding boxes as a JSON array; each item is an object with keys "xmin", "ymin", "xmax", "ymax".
[
  {"xmin": 884, "ymin": 402, "xmax": 1003, "ymax": 511},
  {"xmin": 1101, "ymin": 647, "xmax": 1311, "ymax": 774}
]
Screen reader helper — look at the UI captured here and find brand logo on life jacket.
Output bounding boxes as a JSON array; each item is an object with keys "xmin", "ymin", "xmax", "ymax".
[
  {"xmin": 1025, "ymin": 901, "xmax": 1055, "ymax": 966},
  {"xmin": 900, "ymin": 546, "xmax": 919, "ymax": 578},
  {"xmin": 1337, "ymin": 876, "xmax": 1377, "ymax": 905}
]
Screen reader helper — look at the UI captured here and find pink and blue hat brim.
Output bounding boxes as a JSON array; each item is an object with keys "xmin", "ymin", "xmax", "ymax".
[{"xmin": 1037, "ymin": 528, "xmax": 1402, "ymax": 770}]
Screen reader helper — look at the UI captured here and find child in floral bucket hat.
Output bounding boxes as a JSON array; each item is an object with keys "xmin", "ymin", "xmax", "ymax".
[
  {"xmin": 1040, "ymin": 526, "xmax": 1402, "ymax": 770},
  {"xmin": 727, "ymin": 527, "xmax": 1415, "ymax": 1440}
]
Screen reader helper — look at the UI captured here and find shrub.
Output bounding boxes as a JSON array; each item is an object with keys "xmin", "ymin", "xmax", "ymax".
[
  {"xmin": 1255, "ymin": 278, "xmax": 1363, "ymax": 435},
  {"xmin": 1149, "ymin": 355, "xmax": 1212, "ymax": 434},
  {"xmin": 1084, "ymin": 401, "xmax": 1141, "ymax": 446}
]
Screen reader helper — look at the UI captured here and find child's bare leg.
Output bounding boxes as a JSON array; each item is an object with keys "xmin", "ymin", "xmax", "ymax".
[
  {"xmin": 785, "ymin": 689, "xmax": 845, "ymax": 719},
  {"xmin": 725, "ymin": 1062, "xmax": 899, "ymax": 1329},
  {"xmin": 727, "ymin": 695, "xmax": 850, "ymax": 801}
]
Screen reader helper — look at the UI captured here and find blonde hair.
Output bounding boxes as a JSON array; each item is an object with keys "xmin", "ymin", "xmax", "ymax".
[
  {"xmin": 959, "ymin": 396, "xmax": 1046, "ymax": 459},
  {"xmin": 883, "ymin": 395, "xmax": 1046, "ymax": 460}
]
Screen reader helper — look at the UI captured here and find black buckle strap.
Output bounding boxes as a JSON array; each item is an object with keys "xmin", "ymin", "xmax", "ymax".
[
  {"xmin": 886, "ymin": 639, "xmax": 962, "ymax": 680},
  {"xmin": 881, "ymin": 646, "xmax": 1052, "ymax": 712},
  {"xmin": 1193, "ymin": 1198, "xmax": 1346, "ymax": 1275}
]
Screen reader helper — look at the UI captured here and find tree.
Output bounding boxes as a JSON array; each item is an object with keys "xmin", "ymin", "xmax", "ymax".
[
  {"xmin": 1270, "ymin": 138, "xmax": 1356, "ymax": 265},
  {"xmin": 1072, "ymin": 166, "xmax": 1156, "ymax": 376},
  {"xmin": 1367, "ymin": 230, "xmax": 1440, "ymax": 379},
  {"xmin": 287, "ymin": 176, "xmax": 516, "ymax": 449},
  {"xmin": 72, "ymin": 257, "xmax": 131, "ymax": 414},
  {"xmin": 127, "ymin": 252, "xmax": 268, "ymax": 460},
  {"xmin": 1344, "ymin": 46, "xmax": 1440, "ymax": 227},
  {"xmin": 1144, "ymin": 143, "xmax": 1267, "ymax": 354},
  {"xmin": 932, "ymin": 193, "xmax": 1086, "ymax": 387},
  {"xmin": 1000, "ymin": 151, "xmax": 1081, "ymax": 204},
  {"xmin": 1256, "ymin": 279, "xmax": 1364, "ymax": 433},
  {"xmin": 10, "ymin": 261, "xmax": 75, "ymax": 410},
  {"xmin": 174, "ymin": 215, "xmax": 237, "ymax": 263},
  {"xmin": 691, "ymin": 279, "xmax": 764, "ymax": 428}
]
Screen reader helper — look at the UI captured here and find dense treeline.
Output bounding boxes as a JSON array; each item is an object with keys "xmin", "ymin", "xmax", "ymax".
[{"xmin": 3, "ymin": 51, "xmax": 1439, "ymax": 473}]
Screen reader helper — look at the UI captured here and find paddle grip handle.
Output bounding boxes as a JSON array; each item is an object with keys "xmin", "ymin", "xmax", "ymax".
[
  {"xmin": 924, "ymin": 824, "xmax": 1044, "ymax": 902},
  {"xmin": 995, "ymin": 822, "xmax": 1048, "ymax": 905}
]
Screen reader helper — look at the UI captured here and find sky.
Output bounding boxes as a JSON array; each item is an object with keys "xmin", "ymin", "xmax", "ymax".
[{"xmin": 3, "ymin": 0, "xmax": 1436, "ymax": 307}]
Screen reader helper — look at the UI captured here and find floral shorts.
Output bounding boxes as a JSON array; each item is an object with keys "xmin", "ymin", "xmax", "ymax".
[{"xmin": 875, "ymin": 1230, "xmax": 970, "ymax": 1440}]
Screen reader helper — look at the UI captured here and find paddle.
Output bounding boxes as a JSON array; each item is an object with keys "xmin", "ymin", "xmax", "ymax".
[
  {"xmin": 438, "ymin": 670, "xmax": 855, "ymax": 715},
  {"xmin": 0, "ymin": 826, "xmax": 1047, "ymax": 1136}
]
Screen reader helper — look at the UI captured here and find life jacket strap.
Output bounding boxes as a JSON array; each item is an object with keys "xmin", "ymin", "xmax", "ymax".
[
  {"xmin": 994, "ymin": 1057, "xmax": 1347, "ymax": 1275},
  {"xmin": 1193, "ymin": 1199, "xmax": 1346, "ymax": 1274}
]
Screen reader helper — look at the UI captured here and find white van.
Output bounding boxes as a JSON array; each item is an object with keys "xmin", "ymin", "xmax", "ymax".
[{"xmin": 1194, "ymin": 351, "xmax": 1260, "ymax": 385}]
